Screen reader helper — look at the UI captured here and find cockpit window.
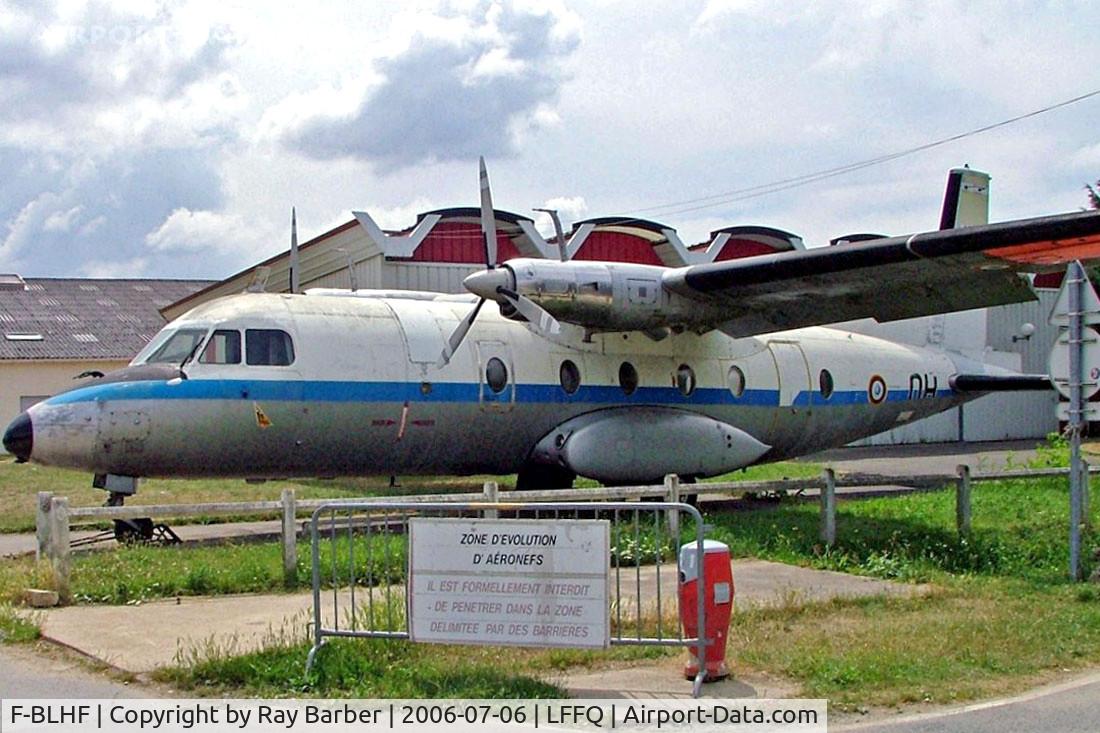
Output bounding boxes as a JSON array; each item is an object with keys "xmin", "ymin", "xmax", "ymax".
[
  {"xmin": 199, "ymin": 330, "xmax": 241, "ymax": 364},
  {"xmin": 246, "ymin": 329, "xmax": 295, "ymax": 366},
  {"xmin": 145, "ymin": 329, "xmax": 208, "ymax": 364}
]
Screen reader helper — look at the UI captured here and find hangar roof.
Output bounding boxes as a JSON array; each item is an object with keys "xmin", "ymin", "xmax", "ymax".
[{"xmin": 0, "ymin": 278, "xmax": 212, "ymax": 361}]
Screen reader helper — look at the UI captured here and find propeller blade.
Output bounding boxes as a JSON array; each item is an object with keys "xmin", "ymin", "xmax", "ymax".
[
  {"xmin": 437, "ymin": 298, "xmax": 486, "ymax": 368},
  {"xmin": 498, "ymin": 288, "xmax": 561, "ymax": 336},
  {"xmin": 479, "ymin": 156, "xmax": 498, "ymax": 267}
]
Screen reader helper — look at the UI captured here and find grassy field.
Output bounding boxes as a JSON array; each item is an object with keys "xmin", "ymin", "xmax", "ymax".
[
  {"xmin": 6, "ymin": 446, "xmax": 1100, "ymax": 706},
  {"xmin": 0, "ymin": 455, "xmax": 821, "ymax": 534},
  {"xmin": 0, "ymin": 456, "xmax": 506, "ymax": 534},
  {"xmin": 156, "ymin": 630, "xmax": 668, "ymax": 698}
]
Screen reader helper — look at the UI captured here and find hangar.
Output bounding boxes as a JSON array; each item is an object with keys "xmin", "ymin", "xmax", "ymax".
[
  {"xmin": 161, "ymin": 193, "xmax": 1058, "ymax": 444},
  {"xmin": 0, "ymin": 274, "xmax": 212, "ymax": 449}
]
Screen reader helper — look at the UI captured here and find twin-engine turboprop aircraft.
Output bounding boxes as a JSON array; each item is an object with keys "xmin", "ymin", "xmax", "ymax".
[{"xmin": 5, "ymin": 162, "xmax": 1100, "ymax": 498}]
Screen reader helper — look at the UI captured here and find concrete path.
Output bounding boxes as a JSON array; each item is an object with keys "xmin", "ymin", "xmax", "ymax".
[
  {"xmin": 805, "ymin": 439, "xmax": 1044, "ymax": 477},
  {"xmin": 0, "ymin": 644, "xmax": 159, "ymax": 698},
  {"xmin": 38, "ymin": 558, "xmax": 924, "ymax": 689}
]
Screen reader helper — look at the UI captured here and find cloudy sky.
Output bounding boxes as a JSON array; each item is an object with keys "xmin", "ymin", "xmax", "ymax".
[{"xmin": 2, "ymin": 0, "xmax": 1099, "ymax": 279}]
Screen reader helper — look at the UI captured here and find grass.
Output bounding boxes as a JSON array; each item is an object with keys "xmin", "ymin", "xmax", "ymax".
[
  {"xmin": 156, "ymin": 626, "xmax": 668, "ymax": 698},
  {"xmin": 0, "ymin": 456, "xmax": 503, "ymax": 534},
  {"xmin": 0, "ymin": 603, "xmax": 40, "ymax": 643},
  {"xmin": 0, "ymin": 455, "xmax": 816, "ymax": 534},
  {"xmin": 731, "ymin": 580, "xmax": 1100, "ymax": 708},
  {"xmin": 0, "ymin": 533, "xmax": 408, "ymax": 605},
  {"xmin": 692, "ymin": 436, "xmax": 1100, "ymax": 709},
  {"xmin": 12, "ymin": 442, "xmax": 1099, "ymax": 705}
]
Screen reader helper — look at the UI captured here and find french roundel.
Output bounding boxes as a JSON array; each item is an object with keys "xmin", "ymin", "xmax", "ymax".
[{"xmin": 867, "ymin": 375, "xmax": 888, "ymax": 405}]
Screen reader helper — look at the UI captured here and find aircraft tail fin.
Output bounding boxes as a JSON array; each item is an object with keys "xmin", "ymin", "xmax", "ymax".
[{"xmin": 940, "ymin": 167, "xmax": 991, "ymax": 229}]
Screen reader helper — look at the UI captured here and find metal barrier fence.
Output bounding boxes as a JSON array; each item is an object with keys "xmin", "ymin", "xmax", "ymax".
[{"xmin": 306, "ymin": 500, "xmax": 711, "ymax": 697}]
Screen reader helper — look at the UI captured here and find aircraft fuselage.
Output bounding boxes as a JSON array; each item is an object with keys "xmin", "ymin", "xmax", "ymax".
[{"xmin": 6, "ymin": 292, "xmax": 983, "ymax": 484}]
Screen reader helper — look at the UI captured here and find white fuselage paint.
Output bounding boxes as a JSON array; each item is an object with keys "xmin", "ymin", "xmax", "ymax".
[{"xmin": 24, "ymin": 292, "xmax": 981, "ymax": 480}]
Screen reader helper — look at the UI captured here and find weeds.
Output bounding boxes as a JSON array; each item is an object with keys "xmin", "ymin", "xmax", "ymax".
[{"xmin": 0, "ymin": 604, "xmax": 40, "ymax": 643}]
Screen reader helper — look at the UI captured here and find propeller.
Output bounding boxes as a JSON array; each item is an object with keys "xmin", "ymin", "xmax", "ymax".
[{"xmin": 436, "ymin": 157, "xmax": 562, "ymax": 368}]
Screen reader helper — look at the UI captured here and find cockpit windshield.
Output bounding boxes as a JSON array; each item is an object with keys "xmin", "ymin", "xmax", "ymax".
[{"xmin": 142, "ymin": 328, "xmax": 209, "ymax": 364}]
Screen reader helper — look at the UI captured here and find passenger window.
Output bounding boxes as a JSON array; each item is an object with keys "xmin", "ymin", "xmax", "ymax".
[
  {"xmin": 245, "ymin": 329, "xmax": 295, "ymax": 366},
  {"xmin": 728, "ymin": 366, "xmax": 746, "ymax": 398},
  {"xmin": 199, "ymin": 330, "xmax": 241, "ymax": 364},
  {"xmin": 485, "ymin": 357, "xmax": 508, "ymax": 393},
  {"xmin": 819, "ymin": 369, "xmax": 834, "ymax": 399},
  {"xmin": 676, "ymin": 364, "xmax": 696, "ymax": 396},
  {"xmin": 619, "ymin": 362, "xmax": 638, "ymax": 396},
  {"xmin": 559, "ymin": 360, "xmax": 580, "ymax": 395}
]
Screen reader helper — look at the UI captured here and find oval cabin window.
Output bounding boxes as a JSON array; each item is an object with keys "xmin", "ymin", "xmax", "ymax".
[
  {"xmin": 728, "ymin": 366, "xmax": 746, "ymax": 398},
  {"xmin": 619, "ymin": 362, "xmax": 638, "ymax": 396},
  {"xmin": 676, "ymin": 364, "xmax": 696, "ymax": 396},
  {"xmin": 559, "ymin": 360, "xmax": 580, "ymax": 395},
  {"xmin": 819, "ymin": 369, "xmax": 834, "ymax": 400},
  {"xmin": 485, "ymin": 357, "xmax": 508, "ymax": 394}
]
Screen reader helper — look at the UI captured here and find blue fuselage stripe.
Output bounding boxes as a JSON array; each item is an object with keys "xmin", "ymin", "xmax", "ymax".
[{"xmin": 44, "ymin": 378, "xmax": 956, "ymax": 409}]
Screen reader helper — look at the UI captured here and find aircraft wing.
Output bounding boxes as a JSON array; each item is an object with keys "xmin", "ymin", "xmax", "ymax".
[{"xmin": 662, "ymin": 211, "xmax": 1100, "ymax": 337}]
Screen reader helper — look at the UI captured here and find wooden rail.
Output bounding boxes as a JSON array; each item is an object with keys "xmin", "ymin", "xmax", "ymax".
[{"xmin": 34, "ymin": 464, "xmax": 1094, "ymax": 603}]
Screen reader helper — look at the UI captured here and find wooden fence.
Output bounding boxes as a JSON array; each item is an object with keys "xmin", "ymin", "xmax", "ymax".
[{"xmin": 33, "ymin": 465, "xmax": 1094, "ymax": 603}]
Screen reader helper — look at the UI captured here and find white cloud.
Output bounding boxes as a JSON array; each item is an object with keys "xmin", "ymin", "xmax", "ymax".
[
  {"xmin": 145, "ymin": 208, "xmax": 248, "ymax": 253},
  {"xmin": 81, "ymin": 256, "xmax": 150, "ymax": 279},
  {"xmin": 2, "ymin": 0, "xmax": 1097, "ymax": 283},
  {"xmin": 42, "ymin": 205, "xmax": 84, "ymax": 233},
  {"xmin": 287, "ymin": 1, "xmax": 582, "ymax": 169},
  {"xmin": 533, "ymin": 196, "xmax": 588, "ymax": 234}
]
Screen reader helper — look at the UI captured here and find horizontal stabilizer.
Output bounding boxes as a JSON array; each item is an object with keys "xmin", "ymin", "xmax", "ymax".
[{"xmin": 949, "ymin": 374, "xmax": 1052, "ymax": 392}]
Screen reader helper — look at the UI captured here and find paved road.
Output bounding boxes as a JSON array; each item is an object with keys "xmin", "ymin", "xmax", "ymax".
[
  {"xmin": 837, "ymin": 672, "xmax": 1100, "ymax": 733},
  {"xmin": 0, "ymin": 645, "xmax": 156, "ymax": 698}
]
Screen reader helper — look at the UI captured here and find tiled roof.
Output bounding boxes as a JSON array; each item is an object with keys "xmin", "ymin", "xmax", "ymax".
[{"xmin": 0, "ymin": 278, "xmax": 213, "ymax": 360}]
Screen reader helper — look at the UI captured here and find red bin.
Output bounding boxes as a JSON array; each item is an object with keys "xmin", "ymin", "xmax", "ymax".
[{"xmin": 678, "ymin": 539, "xmax": 734, "ymax": 681}]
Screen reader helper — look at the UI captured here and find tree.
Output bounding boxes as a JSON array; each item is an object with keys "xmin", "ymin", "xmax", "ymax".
[{"xmin": 1088, "ymin": 179, "xmax": 1100, "ymax": 210}]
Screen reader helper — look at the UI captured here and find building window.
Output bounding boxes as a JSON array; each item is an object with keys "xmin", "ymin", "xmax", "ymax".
[
  {"xmin": 728, "ymin": 366, "xmax": 746, "ymax": 398},
  {"xmin": 619, "ymin": 362, "xmax": 638, "ymax": 396},
  {"xmin": 246, "ymin": 329, "xmax": 295, "ymax": 366},
  {"xmin": 819, "ymin": 369, "xmax": 834, "ymax": 400},
  {"xmin": 19, "ymin": 396, "xmax": 49, "ymax": 412},
  {"xmin": 485, "ymin": 357, "xmax": 508, "ymax": 393},
  {"xmin": 559, "ymin": 359, "xmax": 580, "ymax": 395},
  {"xmin": 200, "ymin": 330, "xmax": 242, "ymax": 364}
]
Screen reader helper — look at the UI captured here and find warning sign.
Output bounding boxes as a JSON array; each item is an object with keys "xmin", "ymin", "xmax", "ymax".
[{"xmin": 408, "ymin": 518, "xmax": 610, "ymax": 648}]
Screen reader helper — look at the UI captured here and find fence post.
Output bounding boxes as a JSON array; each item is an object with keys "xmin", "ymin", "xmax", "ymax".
[
  {"xmin": 956, "ymin": 464, "xmax": 972, "ymax": 538},
  {"xmin": 281, "ymin": 488, "xmax": 298, "ymax": 587},
  {"xmin": 483, "ymin": 481, "xmax": 499, "ymax": 519},
  {"xmin": 1082, "ymin": 461, "xmax": 1091, "ymax": 529},
  {"xmin": 820, "ymin": 468, "xmax": 836, "ymax": 547},
  {"xmin": 35, "ymin": 491, "xmax": 53, "ymax": 562},
  {"xmin": 47, "ymin": 497, "xmax": 71, "ymax": 603},
  {"xmin": 664, "ymin": 474, "xmax": 681, "ymax": 539}
]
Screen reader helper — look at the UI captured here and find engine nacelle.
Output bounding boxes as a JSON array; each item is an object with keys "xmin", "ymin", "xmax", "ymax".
[
  {"xmin": 504, "ymin": 258, "xmax": 714, "ymax": 334},
  {"xmin": 528, "ymin": 407, "xmax": 770, "ymax": 484}
]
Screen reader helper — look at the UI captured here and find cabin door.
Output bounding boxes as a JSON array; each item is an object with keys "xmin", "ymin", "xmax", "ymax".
[{"xmin": 767, "ymin": 340, "xmax": 811, "ymax": 409}]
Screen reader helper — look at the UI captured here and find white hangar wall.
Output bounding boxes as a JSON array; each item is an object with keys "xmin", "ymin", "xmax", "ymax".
[{"xmin": 846, "ymin": 291, "xmax": 1059, "ymax": 445}]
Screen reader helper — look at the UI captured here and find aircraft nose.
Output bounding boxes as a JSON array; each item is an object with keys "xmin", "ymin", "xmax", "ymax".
[{"xmin": 3, "ymin": 411, "xmax": 33, "ymax": 463}]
